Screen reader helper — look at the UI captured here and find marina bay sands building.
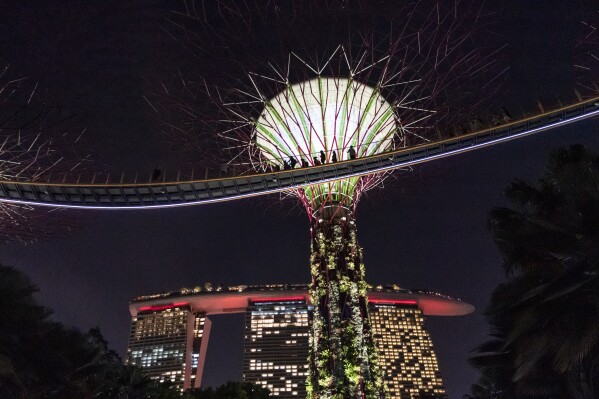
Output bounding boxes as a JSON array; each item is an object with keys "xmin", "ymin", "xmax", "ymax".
[{"xmin": 126, "ymin": 284, "xmax": 473, "ymax": 399}]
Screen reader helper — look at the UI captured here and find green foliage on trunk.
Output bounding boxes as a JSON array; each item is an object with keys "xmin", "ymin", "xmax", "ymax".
[{"xmin": 307, "ymin": 216, "xmax": 384, "ymax": 399}]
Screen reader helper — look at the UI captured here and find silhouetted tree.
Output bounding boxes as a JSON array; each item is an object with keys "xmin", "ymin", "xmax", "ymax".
[
  {"xmin": 467, "ymin": 145, "xmax": 599, "ymax": 399},
  {"xmin": 418, "ymin": 393, "xmax": 445, "ymax": 399},
  {"xmin": 0, "ymin": 265, "xmax": 179, "ymax": 399},
  {"xmin": 94, "ymin": 364, "xmax": 181, "ymax": 399},
  {"xmin": 183, "ymin": 381, "xmax": 271, "ymax": 399}
]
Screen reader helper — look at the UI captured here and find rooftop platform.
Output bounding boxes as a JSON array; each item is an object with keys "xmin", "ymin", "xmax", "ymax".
[{"xmin": 129, "ymin": 284, "xmax": 474, "ymax": 317}]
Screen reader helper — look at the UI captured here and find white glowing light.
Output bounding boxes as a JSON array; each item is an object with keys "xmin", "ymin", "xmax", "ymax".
[
  {"xmin": 255, "ymin": 77, "xmax": 398, "ymax": 165},
  {"xmin": 255, "ymin": 77, "xmax": 399, "ymax": 208}
]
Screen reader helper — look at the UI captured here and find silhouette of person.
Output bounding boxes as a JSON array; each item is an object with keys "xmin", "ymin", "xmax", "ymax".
[
  {"xmin": 491, "ymin": 113, "xmax": 501, "ymax": 126},
  {"xmin": 301, "ymin": 158, "xmax": 309, "ymax": 168},
  {"xmin": 331, "ymin": 151, "xmax": 338, "ymax": 163},
  {"xmin": 313, "ymin": 156, "xmax": 321, "ymax": 166},
  {"xmin": 452, "ymin": 125, "xmax": 461, "ymax": 137},
  {"xmin": 348, "ymin": 145, "xmax": 356, "ymax": 160},
  {"xmin": 283, "ymin": 160, "xmax": 291, "ymax": 170},
  {"xmin": 469, "ymin": 117, "xmax": 484, "ymax": 131},
  {"xmin": 289, "ymin": 156, "xmax": 298, "ymax": 169},
  {"xmin": 151, "ymin": 168, "xmax": 162, "ymax": 181},
  {"xmin": 320, "ymin": 150, "xmax": 326, "ymax": 164},
  {"xmin": 500, "ymin": 107, "xmax": 512, "ymax": 122}
]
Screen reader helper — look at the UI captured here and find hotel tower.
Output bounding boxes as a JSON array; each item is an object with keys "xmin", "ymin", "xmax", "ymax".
[{"xmin": 126, "ymin": 284, "xmax": 472, "ymax": 398}]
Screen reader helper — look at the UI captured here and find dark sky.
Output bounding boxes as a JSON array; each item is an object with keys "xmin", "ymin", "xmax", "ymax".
[{"xmin": 1, "ymin": 1, "xmax": 598, "ymax": 398}]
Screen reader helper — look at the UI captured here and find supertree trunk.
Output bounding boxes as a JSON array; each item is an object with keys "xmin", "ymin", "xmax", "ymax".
[{"xmin": 307, "ymin": 208, "xmax": 385, "ymax": 399}]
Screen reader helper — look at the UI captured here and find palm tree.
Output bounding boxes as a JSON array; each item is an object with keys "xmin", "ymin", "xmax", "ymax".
[
  {"xmin": 468, "ymin": 145, "xmax": 599, "ymax": 399},
  {"xmin": 0, "ymin": 265, "xmax": 179, "ymax": 399}
]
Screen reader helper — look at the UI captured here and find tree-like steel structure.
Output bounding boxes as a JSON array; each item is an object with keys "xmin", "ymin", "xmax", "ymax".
[
  {"xmin": 150, "ymin": 1, "xmax": 504, "ymax": 398},
  {"xmin": 0, "ymin": 65, "xmax": 85, "ymax": 243},
  {"xmin": 576, "ymin": 10, "xmax": 599, "ymax": 94}
]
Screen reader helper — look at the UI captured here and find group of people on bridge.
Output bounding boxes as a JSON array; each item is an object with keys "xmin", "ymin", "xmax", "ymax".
[{"xmin": 281, "ymin": 145, "xmax": 357, "ymax": 170}]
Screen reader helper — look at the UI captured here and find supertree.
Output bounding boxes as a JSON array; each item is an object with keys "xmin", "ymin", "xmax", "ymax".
[
  {"xmin": 0, "ymin": 65, "xmax": 86, "ymax": 243},
  {"xmin": 576, "ymin": 10, "xmax": 599, "ymax": 94},
  {"xmin": 149, "ymin": 1, "xmax": 503, "ymax": 398}
]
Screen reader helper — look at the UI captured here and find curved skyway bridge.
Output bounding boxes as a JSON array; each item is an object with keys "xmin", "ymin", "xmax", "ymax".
[{"xmin": 0, "ymin": 95, "xmax": 597, "ymax": 210}]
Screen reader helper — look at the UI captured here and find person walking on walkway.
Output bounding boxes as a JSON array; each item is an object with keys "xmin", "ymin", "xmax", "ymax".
[
  {"xmin": 289, "ymin": 156, "xmax": 298, "ymax": 169},
  {"xmin": 348, "ymin": 145, "xmax": 356, "ymax": 160}
]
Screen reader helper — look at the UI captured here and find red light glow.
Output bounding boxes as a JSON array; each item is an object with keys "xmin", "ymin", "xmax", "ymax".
[
  {"xmin": 251, "ymin": 296, "xmax": 306, "ymax": 303},
  {"xmin": 369, "ymin": 299, "xmax": 418, "ymax": 306},
  {"xmin": 139, "ymin": 302, "xmax": 190, "ymax": 312}
]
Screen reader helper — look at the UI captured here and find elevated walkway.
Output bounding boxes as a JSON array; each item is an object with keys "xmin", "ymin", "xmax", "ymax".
[{"xmin": 0, "ymin": 96, "xmax": 597, "ymax": 209}]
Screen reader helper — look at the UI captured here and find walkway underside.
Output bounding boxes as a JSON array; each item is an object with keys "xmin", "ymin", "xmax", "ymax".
[{"xmin": 0, "ymin": 96, "xmax": 597, "ymax": 209}]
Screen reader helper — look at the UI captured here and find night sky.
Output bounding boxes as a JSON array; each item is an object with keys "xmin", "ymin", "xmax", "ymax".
[{"xmin": 1, "ymin": 1, "xmax": 598, "ymax": 398}]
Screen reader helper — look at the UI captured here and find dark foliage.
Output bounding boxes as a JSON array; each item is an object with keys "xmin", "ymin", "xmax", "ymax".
[
  {"xmin": 183, "ymin": 381, "xmax": 271, "ymax": 399},
  {"xmin": 0, "ymin": 265, "xmax": 179, "ymax": 399},
  {"xmin": 466, "ymin": 145, "xmax": 599, "ymax": 399}
]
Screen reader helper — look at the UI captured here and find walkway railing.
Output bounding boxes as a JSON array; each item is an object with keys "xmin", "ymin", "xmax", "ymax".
[{"xmin": 0, "ymin": 96, "xmax": 597, "ymax": 209}]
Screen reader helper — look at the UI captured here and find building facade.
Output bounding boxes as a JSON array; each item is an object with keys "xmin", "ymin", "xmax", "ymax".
[
  {"xmin": 126, "ymin": 284, "xmax": 471, "ymax": 396},
  {"xmin": 126, "ymin": 303, "xmax": 211, "ymax": 390},
  {"xmin": 369, "ymin": 300, "xmax": 446, "ymax": 399},
  {"xmin": 243, "ymin": 297, "xmax": 310, "ymax": 397}
]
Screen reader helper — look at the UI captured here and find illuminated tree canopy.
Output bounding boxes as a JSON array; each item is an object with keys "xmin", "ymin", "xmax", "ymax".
[{"xmin": 147, "ymin": 1, "xmax": 505, "ymax": 398}]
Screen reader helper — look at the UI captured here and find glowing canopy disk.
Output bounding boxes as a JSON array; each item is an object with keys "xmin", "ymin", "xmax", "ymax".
[{"xmin": 255, "ymin": 77, "xmax": 399, "ymax": 209}]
